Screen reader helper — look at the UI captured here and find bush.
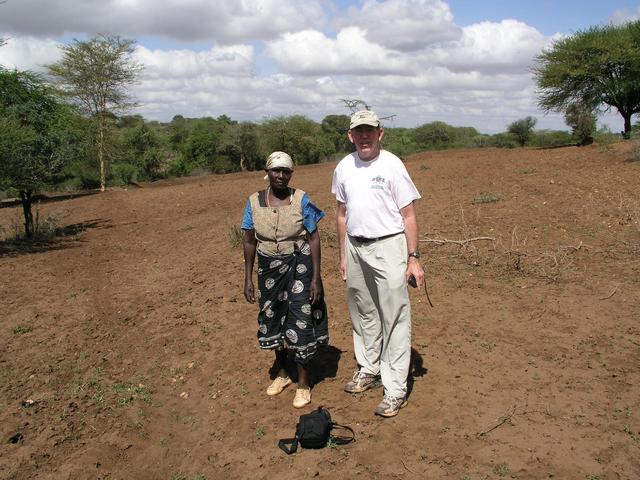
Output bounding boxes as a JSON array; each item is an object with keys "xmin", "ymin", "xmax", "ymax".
[
  {"xmin": 564, "ymin": 103, "xmax": 596, "ymax": 146},
  {"xmin": 490, "ymin": 132, "xmax": 519, "ymax": 149},
  {"xmin": 630, "ymin": 133, "xmax": 640, "ymax": 162},
  {"xmin": 210, "ymin": 155, "xmax": 236, "ymax": 174},
  {"xmin": 507, "ymin": 116, "xmax": 537, "ymax": 146},
  {"xmin": 594, "ymin": 125, "xmax": 620, "ymax": 150},
  {"xmin": 111, "ymin": 162, "xmax": 139, "ymax": 186},
  {"xmin": 167, "ymin": 157, "xmax": 188, "ymax": 177},
  {"xmin": 529, "ymin": 130, "xmax": 574, "ymax": 148},
  {"xmin": 472, "ymin": 135, "xmax": 492, "ymax": 148},
  {"xmin": 382, "ymin": 128, "xmax": 418, "ymax": 157},
  {"xmin": 631, "ymin": 143, "xmax": 640, "ymax": 162}
]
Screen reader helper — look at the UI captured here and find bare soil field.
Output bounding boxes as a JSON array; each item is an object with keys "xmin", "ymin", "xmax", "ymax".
[{"xmin": 1, "ymin": 143, "xmax": 639, "ymax": 480}]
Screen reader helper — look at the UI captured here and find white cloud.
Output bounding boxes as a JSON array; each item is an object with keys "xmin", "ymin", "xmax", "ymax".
[
  {"xmin": 352, "ymin": 0, "xmax": 461, "ymax": 51},
  {"xmin": 135, "ymin": 45, "xmax": 254, "ymax": 79},
  {"xmin": 610, "ymin": 6, "xmax": 640, "ymax": 25},
  {"xmin": 0, "ymin": 36, "xmax": 61, "ymax": 71},
  {"xmin": 265, "ymin": 27, "xmax": 411, "ymax": 75},
  {"xmin": 0, "ymin": 0, "xmax": 326, "ymax": 43},
  {"xmin": 0, "ymin": 1, "xmax": 630, "ymax": 134},
  {"xmin": 428, "ymin": 20, "xmax": 548, "ymax": 74}
]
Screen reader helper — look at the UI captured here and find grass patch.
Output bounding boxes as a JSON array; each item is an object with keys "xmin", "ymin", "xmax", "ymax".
[
  {"xmin": 255, "ymin": 426, "xmax": 266, "ymax": 438},
  {"xmin": 630, "ymin": 141, "xmax": 640, "ymax": 162},
  {"xmin": 3, "ymin": 210, "xmax": 67, "ymax": 243},
  {"xmin": 472, "ymin": 193, "xmax": 502, "ymax": 205},
  {"xmin": 492, "ymin": 462, "xmax": 511, "ymax": 477},
  {"xmin": 624, "ymin": 424, "xmax": 640, "ymax": 445},
  {"xmin": 594, "ymin": 126, "xmax": 619, "ymax": 152},
  {"xmin": 73, "ymin": 376, "xmax": 107, "ymax": 408},
  {"xmin": 228, "ymin": 223, "xmax": 243, "ymax": 247},
  {"xmin": 12, "ymin": 325, "xmax": 32, "ymax": 334},
  {"xmin": 113, "ymin": 381, "xmax": 152, "ymax": 406}
]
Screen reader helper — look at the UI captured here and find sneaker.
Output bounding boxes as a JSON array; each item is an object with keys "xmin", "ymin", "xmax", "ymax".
[
  {"xmin": 266, "ymin": 376, "xmax": 292, "ymax": 396},
  {"xmin": 293, "ymin": 388, "xmax": 311, "ymax": 408},
  {"xmin": 374, "ymin": 394, "xmax": 408, "ymax": 418},
  {"xmin": 343, "ymin": 371, "xmax": 382, "ymax": 394}
]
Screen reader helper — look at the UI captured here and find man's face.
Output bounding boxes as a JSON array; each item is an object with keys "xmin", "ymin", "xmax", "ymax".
[{"xmin": 348, "ymin": 125, "xmax": 384, "ymax": 161}]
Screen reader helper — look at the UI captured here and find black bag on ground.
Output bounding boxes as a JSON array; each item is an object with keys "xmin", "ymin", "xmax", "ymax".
[{"xmin": 278, "ymin": 407, "xmax": 355, "ymax": 454}]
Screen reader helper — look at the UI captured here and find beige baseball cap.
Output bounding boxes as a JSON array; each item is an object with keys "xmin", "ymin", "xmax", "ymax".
[{"xmin": 350, "ymin": 110, "xmax": 380, "ymax": 129}]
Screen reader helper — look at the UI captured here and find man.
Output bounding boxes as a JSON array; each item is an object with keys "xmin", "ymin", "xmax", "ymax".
[{"xmin": 331, "ymin": 109, "xmax": 425, "ymax": 417}]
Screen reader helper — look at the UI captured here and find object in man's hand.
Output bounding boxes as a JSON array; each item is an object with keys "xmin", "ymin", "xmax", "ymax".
[{"xmin": 407, "ymin": 275, "xmax": 417, "ymax": 288}]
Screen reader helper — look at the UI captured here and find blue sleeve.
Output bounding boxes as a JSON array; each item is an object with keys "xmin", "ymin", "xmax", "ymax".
[
  {"xmin": 241, "ymin": 198, "xmax": 253, "ymax": 230},
  {"xmin": 301, "ymin": 193, "xmax": 325, "ymax": 233}
]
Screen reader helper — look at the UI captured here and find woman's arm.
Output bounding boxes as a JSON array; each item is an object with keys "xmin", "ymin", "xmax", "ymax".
[
  {"xmin": 242, "ymin": 229, "xmax": 258, "ymax": 303},
  {"xmin": 307, "ymin": 229, "xmax": 323, "ymax": 304}
]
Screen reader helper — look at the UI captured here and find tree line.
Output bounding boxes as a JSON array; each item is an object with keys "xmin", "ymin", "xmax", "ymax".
[{"xmin": 2, "ymin": 21, "xmax": 640, "ymax": 238}]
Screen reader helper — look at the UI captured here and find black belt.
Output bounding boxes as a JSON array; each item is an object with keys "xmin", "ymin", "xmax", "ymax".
[{"xmin": 349, "ymin": 232, "xmax": 402, "ymax": 244}]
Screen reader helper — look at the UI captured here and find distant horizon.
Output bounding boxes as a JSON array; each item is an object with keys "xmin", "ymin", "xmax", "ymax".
[{"xmin": 2, "ymin": 0, "xmax": 638, "ymax": 133}]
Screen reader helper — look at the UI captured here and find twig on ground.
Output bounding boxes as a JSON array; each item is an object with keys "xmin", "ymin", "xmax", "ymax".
[
  {"xmin": 477, "ymin": 405, "xmax": 517, "ymax": 438},
  {"xmin": 420, "ymin": 236, "xmax": 495, "ymax": 246},
  {"xmin": 401, "ymin": 458, "xmax": 416, "ymax": 474},
  {"xmin": 600, "ymin": 284, "xmax": 619, "ymax": 300},
  {"xmin": 560, "ymin": 241, "xmax": 589, "ymax": 252}
]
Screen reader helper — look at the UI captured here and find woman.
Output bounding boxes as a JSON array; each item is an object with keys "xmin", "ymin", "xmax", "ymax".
[{"xmin": 241, "ymin": 151, "xmax": 328, "ymax": 408}]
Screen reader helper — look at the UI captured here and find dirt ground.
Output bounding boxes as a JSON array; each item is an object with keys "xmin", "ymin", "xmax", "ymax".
[{"xmin": 1, "ymin": 143, "xmax": 639, "ymax": 480}]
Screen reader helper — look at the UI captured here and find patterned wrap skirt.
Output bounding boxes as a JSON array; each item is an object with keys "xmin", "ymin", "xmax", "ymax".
[{"xmin": 256, "ymin": 242, "xmax": 329, "ymax": 365}]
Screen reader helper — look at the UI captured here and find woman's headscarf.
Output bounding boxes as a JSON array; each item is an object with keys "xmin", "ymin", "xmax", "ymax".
[{"xmin": 264, "ymin": 151, "xmax": 293, "ymax": 179}]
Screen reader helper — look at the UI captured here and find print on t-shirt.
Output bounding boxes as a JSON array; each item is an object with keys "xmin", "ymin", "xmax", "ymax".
[{"xmin": 371, "ymin": 175, "xmax": 386, "ymax": 190}]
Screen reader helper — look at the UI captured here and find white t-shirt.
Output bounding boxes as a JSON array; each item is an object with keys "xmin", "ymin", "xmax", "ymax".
[{"xmin": 331, "ymin": 149, "xmax": 421, "ymax": 238}]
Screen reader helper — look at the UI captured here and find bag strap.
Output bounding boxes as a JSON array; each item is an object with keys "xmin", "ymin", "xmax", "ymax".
[
  {"xmin": 278, "ymin": 436, "xmax": 299, "ymax": 454},
  {"xmin": 329, "ymin": 422, "xmax": 356, "ymax": 445}
]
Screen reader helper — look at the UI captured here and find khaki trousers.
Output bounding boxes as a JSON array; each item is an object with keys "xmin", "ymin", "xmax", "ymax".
[{"xmin": 346, "ymin": 233, "xmax": 411, "ymax": 398}]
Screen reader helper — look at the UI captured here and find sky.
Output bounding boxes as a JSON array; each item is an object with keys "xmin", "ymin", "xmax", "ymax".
[{"xmin": 1, "ymin": 0, "xmax": 640, "ymax": 133}]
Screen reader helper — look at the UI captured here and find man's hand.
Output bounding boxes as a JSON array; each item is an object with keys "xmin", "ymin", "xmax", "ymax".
[{"xmin": 406, "ymin": 257, "xmax": 425, "ymax": 288}]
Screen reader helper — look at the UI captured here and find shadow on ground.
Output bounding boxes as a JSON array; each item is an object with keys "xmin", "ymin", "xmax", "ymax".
[{"xmin": 0, "ymin": 219, "xmax": 110, "ymax": 257}]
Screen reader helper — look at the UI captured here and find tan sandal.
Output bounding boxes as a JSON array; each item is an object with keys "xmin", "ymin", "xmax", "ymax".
[
  {"xmin": 293, "ymin": 387, "xmax": 311, "ymax": 408},
  {"xmin": 266, "ymin": 376, "xmax": 292, "ymax": 396}
]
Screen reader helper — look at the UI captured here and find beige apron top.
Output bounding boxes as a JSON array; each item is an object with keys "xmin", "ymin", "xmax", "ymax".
[{"xmin": 249, "ymin": 188, "xmax": 306, "ymax": 256}]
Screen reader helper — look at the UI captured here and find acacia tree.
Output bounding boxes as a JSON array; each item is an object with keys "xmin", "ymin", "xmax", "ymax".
[
  {"xmin": 47, "ymin": 35, "xmax": 143, "ymax": 191},
  {"xmin": 534, "ymin": 21, "xmax": 640, "ymax": 138},
  {"xmin": 507, "ymin": 116, "xmax": 537, "ymax": 146},
  {"xmin": 220, "ymin": 122, "xmax": 261, "ymax": 171},
  {"xmin": 0, "ymin": 68, "xmax": 79, "ymax": 237}
]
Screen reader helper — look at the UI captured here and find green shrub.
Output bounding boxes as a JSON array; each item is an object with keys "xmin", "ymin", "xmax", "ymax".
[
  {"xmin": 564, "ymin": 103, "xmax": 596, "ymax": 145},
  {"xmin": 631, "ymin": 141, "xmax": 640, "ymax": 162},
  {"xmin": 472, "ymin": 192, "xmax": 502, "ymax": 204},
  {"xmin": 529, "ymin": 130, "xmax": 574, "ymax": 148},
  {"xmin": 111, "ymin": 162, "xmax": 139, "ymax": 186},
  {"xmin": 472, "ymin": 135, "xmax": 491, "ymax": 148},
  {"xmin": 594, "ymin": 125, "xmax": 620, "ymax": 150},
  {"xmin": 490, "ymin": 132, "xmax": 519, "ymax": 149},
  {"xmin": 507, "ymin": 116, "xmax": 537, "ymax": 146},
  {"xmin": 167, "ymin": 157, "xmax": 188, "ymax": 177}
]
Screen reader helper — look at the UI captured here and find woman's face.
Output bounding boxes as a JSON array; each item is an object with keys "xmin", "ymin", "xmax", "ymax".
[{"xmin": 266, "ymin": 168, "xmax": 293, "ymax": 190}]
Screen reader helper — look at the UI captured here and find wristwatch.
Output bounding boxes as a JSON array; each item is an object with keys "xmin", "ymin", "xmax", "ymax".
[{"xmin": 408, "ymin": 251, "xmax": 421, "ymax": 259}]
